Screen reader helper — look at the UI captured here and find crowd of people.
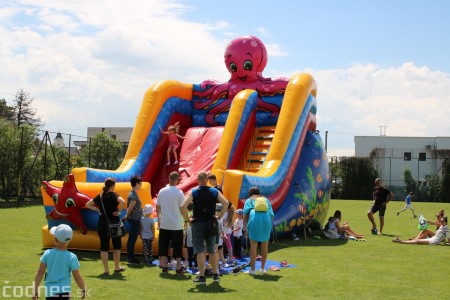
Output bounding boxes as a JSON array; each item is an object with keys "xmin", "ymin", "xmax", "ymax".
[{"xmin": 33, "ymin": 174, "xmax": 449, "ymax": 297}]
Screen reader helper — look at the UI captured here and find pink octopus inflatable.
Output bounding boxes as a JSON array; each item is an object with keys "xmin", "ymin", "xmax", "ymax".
[{"xmin": 193, "ymin": 36, "xmax": 289, "ymax": 126}]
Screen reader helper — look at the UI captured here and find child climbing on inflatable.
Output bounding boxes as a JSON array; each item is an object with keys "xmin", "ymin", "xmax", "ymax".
[{"xmin": 160, "ymin": 122, "xmax": 186, "ymax": 165}]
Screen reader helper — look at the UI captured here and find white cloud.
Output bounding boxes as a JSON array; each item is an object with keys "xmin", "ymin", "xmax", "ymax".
[
  {"xmin": 1, "ymin": 1, "xmax": 449, "ymax": 153},
  {"xmin": 266, "ymin": 43, "xmax": 288, "ymax": 57},
  {"xmin": 0, "ymin": 0, "xmax": 230, "ymax": 135},
  {"xmin": 312, "ymin": 63, "xmax": 450, "ymax": 148}
]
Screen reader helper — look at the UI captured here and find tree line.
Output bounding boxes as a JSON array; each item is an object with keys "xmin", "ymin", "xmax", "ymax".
[
  {"xmin": 330, "ymin": 156, "xmax": 450, "ymax": 202},
  {"xmin": 0, "ymin": 89, "xmax": 123, "ymax": 201}
]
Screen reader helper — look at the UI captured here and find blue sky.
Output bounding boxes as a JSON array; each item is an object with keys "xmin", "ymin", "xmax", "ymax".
[{"xmin": 1, "ymin": 0, "xmax": 449, "ymax": 154}]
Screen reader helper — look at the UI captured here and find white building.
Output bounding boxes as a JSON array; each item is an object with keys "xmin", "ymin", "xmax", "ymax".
[
  {"xmin": 73, "ymin": 127, "xmax": 133, "ymax": 155},
  {"xmin": 354, "ymin": 136, "xmax": 450, "ymax": 190}
]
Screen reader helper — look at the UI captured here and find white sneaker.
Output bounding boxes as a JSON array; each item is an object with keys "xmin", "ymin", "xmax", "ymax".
[
  {"xmin": 166, "ymin": 161, "xmax": 170, "ymax": 166},
  {"xmin": 260, "ymin": 268, "xmax": 266, "ymax": 274},
  {"xmin": 245, "ymin": 269, "xmax": 256, "ymax": 275},
  {"xmin": 223, "ymin": 263, "xmax": 229, "ymax": 268},
  {"xmin": 173, "ymin": 160, "xmax": 179, "ymax": 164}
]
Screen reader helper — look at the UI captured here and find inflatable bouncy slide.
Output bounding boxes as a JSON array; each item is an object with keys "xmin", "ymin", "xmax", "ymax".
[{"xmin": 41, "ymin": 36, "xmax": 331, "ymax": 252}]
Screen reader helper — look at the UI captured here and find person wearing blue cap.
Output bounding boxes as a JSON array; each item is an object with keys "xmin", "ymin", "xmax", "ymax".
[{"xmin": 33, "ymin": 224, "xmax": 86, "ymax": 299}]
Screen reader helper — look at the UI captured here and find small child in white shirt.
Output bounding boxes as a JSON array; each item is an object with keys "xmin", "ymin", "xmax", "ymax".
[
  {"xmin": 141, "ymin": 204, "xmax": 155, "ymax": 265},
  {"xmin": 233, "ymin": 209, "xmax": 244, "ymax": 258}
]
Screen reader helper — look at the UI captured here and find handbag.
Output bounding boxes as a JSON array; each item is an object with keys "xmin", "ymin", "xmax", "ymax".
[
  {"xmin": 99, "ymin": 194, "xmax": 127, "ymax": 238},
  {"xmin": 205, "ymin": 216, "xmax": 219, "ymax": 236}
]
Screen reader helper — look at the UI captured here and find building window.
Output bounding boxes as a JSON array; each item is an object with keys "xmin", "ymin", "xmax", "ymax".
[
  {"xmin": 419, "ymin": 152, "xmax": 426, "ymax": 161},
  {"xmin": 404, "ymin": 152, "xmax": 411, "ymax": 161},
  {"xmin": 111, "ymin": 134, "xmax": 117, "ymax": 140}
]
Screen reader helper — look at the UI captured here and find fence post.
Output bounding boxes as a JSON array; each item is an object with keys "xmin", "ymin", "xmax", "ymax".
[
  {"xmin": 88, "ymin": 137, "xmax": 92, "ymax": 167},
  {"xmin": 68, "ymin": 134, "xmax": 72, "ymax": 174},
  {"xmin": 16, "ymin": 127, "xmax": 24, "ymax": 203}
]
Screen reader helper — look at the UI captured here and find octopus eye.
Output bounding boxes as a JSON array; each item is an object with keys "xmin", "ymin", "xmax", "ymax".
[
  {"xmin": 229, "ymin": 62, "xmax": 237, "ymax": 73},
  {"xmin": 52, "ymin": 194, "xmax": 58, "ymax": 204},
  {"xmin": 243, "ymin": 60, "xmax": 253, "ymax": 71},
  {"xmin": 65, "ymin": 198, "xmax": 76, "ymax": 208}
]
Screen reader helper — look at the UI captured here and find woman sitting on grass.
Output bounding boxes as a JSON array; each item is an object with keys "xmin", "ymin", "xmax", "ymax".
[
  {"xmin": 411, "ymin": 209, "xmax": 445, "ymax": 240},
  {"xmin": 324, "ymin": 210, "xmax": 364, "ymax": 239},
  {"xmin": 393, "ymin": 216, "xmax": 450, "ymax": 245}
]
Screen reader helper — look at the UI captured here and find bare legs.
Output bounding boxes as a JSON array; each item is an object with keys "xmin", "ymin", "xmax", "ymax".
[
  {"xmin": 249, "ymin": 240, "xmax": 257, "ymax": 271},
  {"xmin": 249, "ymin": 240, "xmax": 269, "ymax": 272},
  {"xmin": 100, "ymin": 250, "xmax": 123, "ymax": 273},
  {"xmin": 398, "ymin": 206, "xmax": 416, "ymax": 217},
  {"xmin": 166, "ymin": 146, "xmax": 178, "ymax": 163},
  {"xmin": 344, "ymin": 226, "xmax": 364, "ymax": 239},
  {"xmin": 113, "ymin": 249, "xmax": 122, "ymax": 271},
  {"xmin": 368, "ymin": 212, "xmax": 384, "ymax": 234},
  {"xmin": 197, "ymin": 252, "xmax": 218, "ymax": 276},
  {"xmin": 172, "ymin": 147, "xmax": 178, "ymax": 162},
  {"xmin": 415, "ymin": 229, "xmax": 435, "ymax": 239},
  {"xmin": 100, "ymin": 251, "xmax": 109, "ymax": 273},
  {"xmin": 379, "ymin": 217, "xmax": 384, "ymax": 234},
  {"xmin": 260, "ymin": 241, "xmax": 268, "ymax": 270},
  {"xmin": 397, "ymin": 238, "xmax": 430, "ymax": 245}
]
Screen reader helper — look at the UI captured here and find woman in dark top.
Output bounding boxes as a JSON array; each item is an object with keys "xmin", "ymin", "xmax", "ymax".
[{"xmin": 86, "ymin": 178, "xmax": 126, "ymax": 274}]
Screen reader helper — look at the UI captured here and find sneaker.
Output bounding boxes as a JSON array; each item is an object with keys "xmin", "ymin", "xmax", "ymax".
[
  {"xmin": 173, "ymin": 160, "xmax": 179, "ymax": 164},
  {"xmin": 193, "ymin": 276, "xmax": 206, "ymax": 284},
  {"xmin": 397, "ymin": 211, "xmax": 400, "ymax": 216},
  {"xmin": 176, "ymin": 267, "xmax": 186, "ymax": 274},
  {"xmin": 245, "ymin": 269, "xmax": 256, "ymax": 275},
  {"xmin": 166, "ymin": 161, "xmax": 170, "ymax": 166},
  {"xmin": 213, "ymin": 273, "xmax": 220, "ymax": 282},
  {"xmin": 222, "ymin": 263, "xmax": 229, "ymax": 268},
  {"xmin": 128, "ymin": 258, "xmax": 141, "ymax": 264},
  {"xmin": 260, "ymin": 268, "xmax": 266, "ymax": 274}
]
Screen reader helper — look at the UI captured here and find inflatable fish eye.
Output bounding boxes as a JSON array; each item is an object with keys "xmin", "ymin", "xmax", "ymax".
[
  {"xmin": 52, "ymin": 194, "xmax": 58, "ymax": 205},
  {"xmin": 243, "ymin": 60, "xmax": 253, "ymax": 71},
  {"xmin": 229, "ymin": 62, "xmax": 237, "ymax": 73},
  {"xmin": 65, "ymin": 198, "xmax": 76, "ymax": 208}
]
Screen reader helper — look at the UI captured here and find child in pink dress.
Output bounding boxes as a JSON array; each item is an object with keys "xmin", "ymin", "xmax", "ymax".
[{"xmin": 160, "ymin": 122, "xmax": 186, "ymax": 165}]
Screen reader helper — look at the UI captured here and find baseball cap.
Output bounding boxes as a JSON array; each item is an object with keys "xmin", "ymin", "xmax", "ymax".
[
  {"xmin": 236, "ymin": 209, "xmax": 243, "ymax": 215},
  {"xmin": 50, "ymin": 224, "xmax": 73, "ymax": 242},
  {"xmin": 143, "ymin": 204, "xmax": 154, "ymax": 214}
]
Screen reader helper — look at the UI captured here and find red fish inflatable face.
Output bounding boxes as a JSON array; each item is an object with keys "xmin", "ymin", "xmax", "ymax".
[{"xmin": 42, "ymin": 173, "xmax": 91, "ymax": 234}]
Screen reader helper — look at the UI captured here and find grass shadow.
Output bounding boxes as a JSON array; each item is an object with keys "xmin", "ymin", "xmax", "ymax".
[
  {"xmin": 159, "ymin": 272, "xmax": 192, "ymax": 281},
  {"xmin": 86, "ymin": 272, "xmax": 127, "ymax": 281},
  {"xmin": 249, "ymin": 273, "xmax": 282, "ymax": 282},
  {"xmin": 270, "ymin": 238, "xmax": 348, "ymax": 253},
  {"xmin": 127, "ymin": 263, "xmax": 145, "ymax": 270},
  {"xmin": 187, "ymin": 281, "xmax": 237, "ymax": 294}
]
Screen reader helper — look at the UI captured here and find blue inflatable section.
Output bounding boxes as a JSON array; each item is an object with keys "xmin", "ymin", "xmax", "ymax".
[
  {"xmin": 85, "ymin": 97, "xmax": 192, "ymax": 182},
  {"xmin": 238, "ymin": 95, "xmax": 316, "ymax": 198},
  {"xmin": 272, "ymin": 130, "xmax": 331, "ymax": 235}
]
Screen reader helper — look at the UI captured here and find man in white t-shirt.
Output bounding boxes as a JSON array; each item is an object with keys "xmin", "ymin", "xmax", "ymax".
[{"xmin": 156, "ymin": 171, "xmax": 185, "ymax": 273}]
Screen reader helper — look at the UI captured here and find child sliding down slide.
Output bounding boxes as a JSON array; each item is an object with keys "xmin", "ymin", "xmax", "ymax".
[{"xmin": 160, "ymin": 122, "xmax": 186, "ymax": 165}]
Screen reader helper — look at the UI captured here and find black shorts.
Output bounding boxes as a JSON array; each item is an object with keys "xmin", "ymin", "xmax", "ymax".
[
  {"xmin": 158, "ymin": 229, "xmax": 183, "ymax": 258},
  {"xmin": 369, "ymin": 203, "xmax": 387, "ymax": 217}
]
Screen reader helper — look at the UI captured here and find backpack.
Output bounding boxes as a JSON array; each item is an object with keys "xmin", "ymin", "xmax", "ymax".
[{"xmin": 254, "ymin": 197, "xmax": 268, "ymax": 212}]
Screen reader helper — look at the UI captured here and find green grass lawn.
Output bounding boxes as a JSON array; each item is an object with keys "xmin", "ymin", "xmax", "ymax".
[{"xmin": 1, "ymin": 200, "xmax": 449, "ymax": 299}]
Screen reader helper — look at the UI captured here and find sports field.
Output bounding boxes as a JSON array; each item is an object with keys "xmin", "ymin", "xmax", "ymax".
[{"xmin": 1, "ymin": 199, "xmax": 449, "ymax": 299}]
